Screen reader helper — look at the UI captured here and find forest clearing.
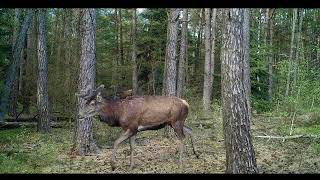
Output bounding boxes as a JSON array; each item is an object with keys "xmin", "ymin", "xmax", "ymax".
[
  {"xmin": 0, "ymin": 8, "xmax": 320, "ymax": 174},
  {"xmin": 1, "ymin": 101, "xmax": 320, "ymax": 173}
]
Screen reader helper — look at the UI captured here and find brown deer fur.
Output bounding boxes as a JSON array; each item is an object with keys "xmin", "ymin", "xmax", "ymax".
[{"xmin": 76, "ymin": 85, "xmax": 199, "ymax": 170}]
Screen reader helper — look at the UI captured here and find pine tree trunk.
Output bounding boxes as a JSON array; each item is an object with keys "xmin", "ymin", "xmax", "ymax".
[
  {"xmin": 74, "ymin": 9, "xmax": 100, "ymax": 155},
  {"xmin": 0, "ymin": 9, "xmax": 34, "ymax": 123},
  {"xmin": 195, "ymin": 9, "xmax": 204, "ymax": 73},
  {"xmin": 132, "ymin": 8, "xmax": 138, "ymax": 95},
  {"xmin": 163, "ymin": 8, "xmax": 180, "ymax": 136},
  {"xmin": 37, "ymin": 9, "xmax": 50, "ymax": 133},
  {"xmin": 118, "ymin": 9, "xmax": 124, "ymax": 65},
  {"xmin": 23, "ymin": 19, "xmax": 35, "ymax": 115},
  {"xmin": 292, "ymin": 9, "xmax": 304, "ymax": 92},
  {"xmin": 243, "ymin": 9, "xmax": 251, "ymax": 116},
  {"xmin": 221, "ymin": 8, "xmax": 258, "ymax": 174},
  {"xmin": 8, "ymin": 9, "xmax": 23, "ymax": 118},
  {"xmin": 8, "ymin": 9, "xmax": 22, "ymax": 118},
  {"xmin": 210, "ymin": 8, "xmax": 217, "ymax": 97},
  {"xmin": 203, "ymin": 8, "xmax": 212, "ymax": 112},
  {"xmin": 177, "ymin": 9, "xmax": 188, "ymax": 98},
  {"xmin": 64, "ymin": 9, "xmax": 72, "ymax": 118},
  {"xmin": 165, "ymin": 8, "xmax": 180, "ymax": 96},
  {"xmin": 285, "ymin": 8, "xmax": 298, "ymax": 97},
  {"xmin": 317, "ymin": 36, "xmax": 320, "ymax": 68},
  {"xmin": 267, "ymin": 9, "xmax": 274, "ymax": 102}
]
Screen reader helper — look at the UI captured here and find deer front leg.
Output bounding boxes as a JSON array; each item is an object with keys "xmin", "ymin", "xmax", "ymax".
[
  {"xmin": 178, "ymin": 139, "xmax": 184, "ymax": 168},
  {"xmin": 111, "ymin": 129, "xmax": 133, "ymax": 171},
  {"xmin": 129, "ymin": 135, "xmax": 136, "ymax": 170}
]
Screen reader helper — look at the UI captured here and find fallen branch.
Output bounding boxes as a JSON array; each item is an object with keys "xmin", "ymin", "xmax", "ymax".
[
  {"xmin": 0, "ymin": 122, "xmax": 64, "ymax": 129},
  {"xmin": 254, "ymin": 134, "xmax": 320, "ymax": 140}
]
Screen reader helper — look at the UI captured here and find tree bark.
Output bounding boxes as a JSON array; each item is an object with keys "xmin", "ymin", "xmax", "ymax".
[
  {"xmin": 165, "ymin": 9, "xmax": 180, "ymax": 96},
  {"xmin": 221, "ymin": 8, "xmax": 258, "ymax": 174},
  {"xmin": 118, "ymin": 9, "xmax": 124, "ymax": 65},
  {"xmin": 74, "ymin": 9, "xmax": 100, "ymax": 155},
  {"xmin": 0, "ymin": 9, "xmax": 34, "ymax": 123},
  {"xmin": 267, "ymin": 9, "xmax": 275, "ymax": 102},
  {"xmin": 36, "ymin": 9, "xmax": 50, "ymax": 133},
  {"xmin": 131, "ymin": 8, "xmax": 138, "ymax": 95},
  {"xmin": 243, "ymin": 9, "xmax": 251, "ymax": 116},
  {"xmin": 23, "ymin": 15, "xmax": 37, "ymax": 115},
  {"xmin": 203, "ymin": 8, "xmax": 212, "ymax": 112},
  {"xmin": 210, "ymin": 8, "xmax": 217, "ymax": 95},
  {"xmin": 64, "ymin": 9, "xmax": 73, "ymax": 118},
  {"xmin": 285, "ymin": 8, "xmax": 298, "ymax": 97},
  {"xmin": 195, "ymin": 9, "xmax": 204, "ymax": 73},
  {"xmin": 292, "ymin": 9, "xmax": 304, "ymax": 92},
  {"xmin": 177, "ymin": 9, "xmax": 188, "ymax": 98},
  {"xmin": 8, "ymin": 9, "xmax": 22, "ymax": 118}
]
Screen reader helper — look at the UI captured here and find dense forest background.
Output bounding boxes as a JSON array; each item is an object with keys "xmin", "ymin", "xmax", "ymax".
[{"xmin": 0, "ymin": 8, "xmax": 319, "ymax": 173}]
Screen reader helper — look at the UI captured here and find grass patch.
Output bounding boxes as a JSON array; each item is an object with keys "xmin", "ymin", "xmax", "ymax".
[{"xmin": 0, "ymin": 128, "xmax": 72, "ymax": 173}]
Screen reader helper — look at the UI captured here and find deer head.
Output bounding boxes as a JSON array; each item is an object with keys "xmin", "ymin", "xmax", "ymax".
[{"xmin": 76, "ymin": 84, "xmax": 105, "ymax": 118}]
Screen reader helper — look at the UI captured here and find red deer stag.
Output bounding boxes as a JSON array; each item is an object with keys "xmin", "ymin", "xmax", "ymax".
[{"xmin": 76, "ymin": 84, "xmax": 199, "ymax": 170}]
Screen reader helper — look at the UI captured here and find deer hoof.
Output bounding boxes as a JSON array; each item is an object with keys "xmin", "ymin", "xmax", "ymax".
[
  {"xmin": 129, "ymin": 164, "xmax": 135, "ymax": 170},
  {"xmin": 195, "ymin": 154, "xmax": 200, "ymax": 159},
  {"xmin": 110, "ymin": 161, "xmax": 116, "ymax": 171}
]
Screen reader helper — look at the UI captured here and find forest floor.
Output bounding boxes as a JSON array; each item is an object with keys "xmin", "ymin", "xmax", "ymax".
[{"xmin": 1, "ymin": 105, "xmax": 320, "ymax": 173}]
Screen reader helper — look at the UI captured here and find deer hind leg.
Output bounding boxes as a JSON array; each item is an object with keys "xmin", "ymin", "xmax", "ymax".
[
  {"xmin": 171, "ymin": 121, "xmax": 186, "ymax": 168},
  {"xmin": 183, "ymin": 125, "xmax": 199, "ymax": 158},
  {"xmin": 111, "ymin": 129, "xmax": 133, "ymax": 171},
  {"xmin": 129, "ymin": 135, "xmax": 136, "ymax": 170}
]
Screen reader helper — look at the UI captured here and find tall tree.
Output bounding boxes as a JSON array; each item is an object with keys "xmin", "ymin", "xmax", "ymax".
[
  {"xmin": 203, "ymin": 8, "xmax": 216, "ymax": 112},
  {"xmin": 195, "ymin": 9, "xmax": 204, "ymax": 73},
  {"xmin": 74, "ymin": 9, "xmax": 100, "ymax": 155},
  {"xmin": 285, "ymin": 8, "xmax": 298, "ymax": 97},
  {"xmin": 210, "ymin": 8, "xmax": 217, "ymax": 95},
  {"xmin": 131, "ymin": 8, "xmax": 138, "ymax": 95},
  {"xmin": 243, "ymin": 9, "xmax": 251, "ymax": 115},
  {"xmin": 0, "ymin": 9, "xmax": 34, "ymax": 123},
  {"xmin": 118, "ymin": 9, "xmax": 124, "ymax": 65},
  {"xmin": 177, "ymin": 9, "xmax": 188, "ymax": 98},
  {"xmin": 8, "ymin": 9, "xmax": 22, "ymax": 118},
  {"xmin": 165, "ymin": 8, "xmax": 180, "ymax": 96},
  {"xmin": 22, "ymin": 15, "xmax": 36, "ymax": 115},
  {"xmin": 36, "ymin": 9, "xmax": 50, "ymax": 133},
  {"xmin": 266, "ymin": 9, "xmax": 275, "ymax": 102},
  {"xmin": 221, "ymin": 8, "xmax": 258, "ymax": 173},
  {"xmin": 292, "ymin": 9, "xmax": 304, "ymax": 91}
]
